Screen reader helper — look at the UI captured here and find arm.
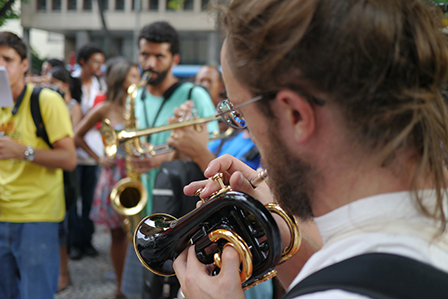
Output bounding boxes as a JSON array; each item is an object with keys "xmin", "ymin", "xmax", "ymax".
[
  {"xmin": 70, "ymin": 102, "xmax": 83, "ymax": 128},
  {"xmin": 0, "ymin": 135, "xmax": 77, "ymax": 171},
  {"xmin": 74, "ymin": 103, "xmax": 115, "ymax": 168}
]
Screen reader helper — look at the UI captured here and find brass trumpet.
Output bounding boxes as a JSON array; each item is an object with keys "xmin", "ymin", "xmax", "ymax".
[
  {"xmin": 101, "ymin": 115, "xmax": 219, "ymax": 158},
  {"xmin": 143, "ymin": 127, "xmax": 235, "ymax": 157},
  {"xmin": 134, "ymin": 173, "xmax": 301, "ymax": 290}
]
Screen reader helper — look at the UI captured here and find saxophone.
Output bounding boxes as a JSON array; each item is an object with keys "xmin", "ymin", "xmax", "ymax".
[{"xmin": 108, "ymin": 72, "xmax": 151, "ymax": 240}]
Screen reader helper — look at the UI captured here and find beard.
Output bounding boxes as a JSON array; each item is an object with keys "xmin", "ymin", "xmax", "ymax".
[
  {"xmin": 261, "ymin": 124, "xmax": 316, "ymax": 220},
  {"xmin": 144, "ymin": 65, "xmax": 171, "ymax": 86}
]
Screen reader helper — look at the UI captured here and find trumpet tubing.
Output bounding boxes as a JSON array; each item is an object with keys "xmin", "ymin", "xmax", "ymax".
[
  {"xmin": 133, "ymin": 173, "xmax": 301, "ymax": 290},
  {"xmin": 102, "ymin": 115, "xmax": 219, "ymax": 158}
]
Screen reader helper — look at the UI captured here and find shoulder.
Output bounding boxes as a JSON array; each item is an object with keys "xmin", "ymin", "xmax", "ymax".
[{"xmin": 36, "ymin": 87, "xmax": 66, "ymax": 108}]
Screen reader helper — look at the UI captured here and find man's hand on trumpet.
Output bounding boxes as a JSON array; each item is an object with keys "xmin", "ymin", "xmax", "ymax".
[
  {"xmin": 183, "ymin": 154, "xmax": 272, "ymax": 204},
  {"xmin": 167, "ymin": 101, "xmax": 218, "ymax": 172},
  {"xmin": 130, "ymin": 151, "xmax": 175, "ymax": 173},
  {"xmin": 175, "ymin": 154, "xmax": 323, "ymax": 297}
]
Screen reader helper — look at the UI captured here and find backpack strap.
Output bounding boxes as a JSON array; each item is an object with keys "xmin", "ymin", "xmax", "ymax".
[
  {"xmin": 283, "ymin": 253, "xmax": 448, "ymax": 299},
  {"xmin": 30, "ymin": 87, "xmax": 52, "ymax": 149}
]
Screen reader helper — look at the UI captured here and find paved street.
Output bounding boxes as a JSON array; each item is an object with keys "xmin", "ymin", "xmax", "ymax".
[{"xmin": 56, "ymin": 225, "xmax": 142, "ymax": 299}]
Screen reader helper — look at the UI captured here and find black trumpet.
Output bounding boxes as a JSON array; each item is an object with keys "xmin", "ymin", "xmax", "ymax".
[{"xmin": 133, "ymin": 173, "xmax": 301, "ymax": 290}]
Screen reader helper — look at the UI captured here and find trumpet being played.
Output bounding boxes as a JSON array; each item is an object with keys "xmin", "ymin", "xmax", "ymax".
[
  {"xmin": 100, "ymin": 95, "xmax": 256, "ymax": 159},
  {"xmin": 134, "ymin": 171, "xmax": 301, "ymax": 290}
]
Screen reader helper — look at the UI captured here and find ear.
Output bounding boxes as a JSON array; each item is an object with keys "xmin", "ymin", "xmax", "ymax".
[
  {"xmin": 172, "ymin": 54, "xmax": 180, "ymax": 67},
  {"xmin": 79, "ymin": 58, "xmax": 85, "ymax": 67},
  {"xmin": 275, "ymin": 89, "xmax": 316, "ymax": 144},
  {"xmin": 21, "ymin": 58, "xmax": 29, "ymax": 75}
]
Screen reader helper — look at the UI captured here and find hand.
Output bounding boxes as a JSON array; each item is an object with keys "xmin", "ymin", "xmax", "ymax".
[
  {"xmin": 99, "ymin": 156, "xmax": 117, "ymax": 168},
  {"xmin": 130, "ymin": 154, "xmax": 156, "ymax": 173},
  {"xmin": 0, "ymin": 136, "xmax": 26, "ymax": 160},
  {"xmin": 173, "ymin": 246, "xmax": 245, "ymax": 299},
  {"xmin": 168, "ymin": 123, "xmax": 209, "ymax": 160},
  {"xmin": 184, "ymin": 154, "xmax": 273, "ymax": 205},
  {"xmin": 129, "ymin": 151, "xmax": 175, "ymax": 173}
]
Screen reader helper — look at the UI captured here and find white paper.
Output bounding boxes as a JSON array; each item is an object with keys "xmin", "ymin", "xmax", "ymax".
[{"xmin": 0, "ymin": 66, "xmax": 13, "ymax": 107}]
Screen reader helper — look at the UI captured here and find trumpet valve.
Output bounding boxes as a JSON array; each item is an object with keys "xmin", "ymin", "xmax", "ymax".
[{"xmin": 208, "ymin": 173, "xmax": 232, "ymax": 199}]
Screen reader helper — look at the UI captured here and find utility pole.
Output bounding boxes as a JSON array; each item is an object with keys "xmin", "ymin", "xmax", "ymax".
[{"xmin": 133, "ymin": 0, "xmax": 142, "ymax": 63}]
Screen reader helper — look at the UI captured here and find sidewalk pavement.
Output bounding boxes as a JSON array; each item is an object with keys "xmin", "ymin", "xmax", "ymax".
[{"xmin": 56, "ymin": 224, "xmax": 142, "ymax": 299}]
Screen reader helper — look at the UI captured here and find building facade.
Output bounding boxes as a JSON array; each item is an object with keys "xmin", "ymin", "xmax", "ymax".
[{"xmin": 21, "ymin": 0, "xmax": 222, "ymax": 67}]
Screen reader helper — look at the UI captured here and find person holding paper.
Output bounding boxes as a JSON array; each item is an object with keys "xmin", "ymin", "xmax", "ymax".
[{"xmin": 0, "ymin": 31, "xmax": 77, "ymax": 299}]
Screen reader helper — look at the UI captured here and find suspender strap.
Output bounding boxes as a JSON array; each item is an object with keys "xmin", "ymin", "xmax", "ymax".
[
  {"xmin": 283, "ymin": 253, "xmax": 448, "ymax": 299},
  {"xmin": 142, "ymin": 81, "xmax": 183, "ymax": 143},
  {"xmin": 29, "ymin": 87, "xmax": 52, "ymax": 148}
]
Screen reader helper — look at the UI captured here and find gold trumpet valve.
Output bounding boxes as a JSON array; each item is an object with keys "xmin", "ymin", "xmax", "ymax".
[{"xmin": 211, "ymin": 173, "xmax": 232, "ymax": 196}]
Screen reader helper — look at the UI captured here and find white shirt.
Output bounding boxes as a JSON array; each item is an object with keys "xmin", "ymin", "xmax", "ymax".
[
  {"xmin": 288, "ymin": 190, "xmax": 448, "ymax": 298},
  {"xmin": 72, "ymin": 71, "xmax": 107, "ymax": 163}
]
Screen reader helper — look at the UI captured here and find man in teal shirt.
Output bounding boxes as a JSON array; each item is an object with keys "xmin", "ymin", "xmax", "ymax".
[
  {"xmin": 122, "ymin": 21, "xmax": 218, "ymax": 299},
  {"xmin": 132, "ymin": 21, "xmax": 218, "ymax": 217}
]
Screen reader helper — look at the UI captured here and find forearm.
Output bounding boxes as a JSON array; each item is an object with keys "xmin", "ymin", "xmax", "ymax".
[
  {"xmin": 32, "ymin": 147, "xmax": 77, "ymax": 170},
  {"xmin": 75, "ymin": 136, "xmax": 100, "ymax": 163}
]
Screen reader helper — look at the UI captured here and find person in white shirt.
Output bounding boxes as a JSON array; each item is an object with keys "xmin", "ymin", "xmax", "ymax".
[
  {"xmin": 171, "ymin": 0, "xmax": 448, "ymax": 298},
  {"xmin": 69, "ymin": 42, "xmax": 107, "ymax": 260}
]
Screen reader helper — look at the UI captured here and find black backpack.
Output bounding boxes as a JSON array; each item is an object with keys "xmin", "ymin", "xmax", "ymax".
[
  {"xmin": 143, "ymin": 160, "xmax": 205, "ymax": 299},
  {"xmin": 30, "ymin": 87, "xmax": 79, "ymax": 211}
]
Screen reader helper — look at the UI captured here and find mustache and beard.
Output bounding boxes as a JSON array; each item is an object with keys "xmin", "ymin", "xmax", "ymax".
[
  {"xmin": 143, "ymin": 66, "xmax": 170, "ymax": 86},
  {"xmin": 261, "ymin": 123, "xmax": 316, "ymax": 220}
]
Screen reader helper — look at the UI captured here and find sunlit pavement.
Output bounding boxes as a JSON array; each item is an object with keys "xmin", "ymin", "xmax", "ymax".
[{"xmin": 56, "ymin": 224, "xmax": 141, "ymax": 299}]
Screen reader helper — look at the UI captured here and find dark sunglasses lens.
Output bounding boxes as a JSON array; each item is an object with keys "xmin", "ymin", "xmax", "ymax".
[{"xmin": 217, "ymin": 100, "xmax": 247, "ymax": 129}]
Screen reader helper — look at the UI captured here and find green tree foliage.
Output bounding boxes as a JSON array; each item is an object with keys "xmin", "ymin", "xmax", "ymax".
[
  {"xmin": 168, "ymin": 0, "xmax": 185, "ymax": 10},
  {"xmin": 0, "ymin": 0, "xmax": 18, "ymax": 27}
]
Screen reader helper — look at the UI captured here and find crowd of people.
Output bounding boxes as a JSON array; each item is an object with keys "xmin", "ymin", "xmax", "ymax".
[{"xmin": 2, "ymin": 0, "xmax": 448, "ymax": 299}]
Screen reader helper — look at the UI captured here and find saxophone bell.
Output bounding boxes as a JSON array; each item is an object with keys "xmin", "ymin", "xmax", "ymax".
[{"xmin": 109, "ymin": 72, "xmax": 151, "ymax": 240}]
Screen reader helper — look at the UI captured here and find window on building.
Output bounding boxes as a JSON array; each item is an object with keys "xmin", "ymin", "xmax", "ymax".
[
  {"xmin": 52, "ymin": 0, "xmax": 62, "ymax": 10},
  {"xmin": 184, "ymin": 0, "xmax": 193, "ymax": 10},
  {"xmin": 36, "ymin": 0, "xmax": 47, "ymax": 11},
  {"xmin": 131, "ymin": 0, "xmax": 140, "ymax": 11},
  {"xmin": 201, "ymin": 0, "xmax": 209, "ymax": 11},
  {"xmin": 181, "ymin": 36, "xmax": 208, "ymax": 65},
  {"xmin": 149, "ymin": 0, "xmax": 158, "ymax": 11},
  {"xmin": 83, "ymin": 0, "xmax": 93, "ymax": 10},
  {"xmin": 116, "ymin": 0, "xmax": 125, "ymax": 10},
  {"xmin": 67, "ymin": 0, "xmax": 77, "ymax": 10},
  {"xmin": 98, "ymin": 0, "xmax": 109, "ymax": 10}
]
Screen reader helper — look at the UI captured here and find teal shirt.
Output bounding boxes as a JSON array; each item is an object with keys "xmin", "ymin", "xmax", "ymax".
[{"xmin": 134, "ymin": 82, "xmax": 218, "ymax": 215}]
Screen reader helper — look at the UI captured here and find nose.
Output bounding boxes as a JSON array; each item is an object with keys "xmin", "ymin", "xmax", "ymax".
[{"xmin": 145, "ymin": 56, "xmax": 157, "ymax": 70}]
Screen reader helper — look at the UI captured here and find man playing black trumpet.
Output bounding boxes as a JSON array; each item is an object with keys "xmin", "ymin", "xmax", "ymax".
[{"xmin": 173, "ymin": 0, "xmax": 448, "ymax": 298}]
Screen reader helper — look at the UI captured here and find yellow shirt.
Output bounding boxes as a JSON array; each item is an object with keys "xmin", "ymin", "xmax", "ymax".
[{"xmin": 0, "ymin": 84, "xmax": 74, "ymax": 222}]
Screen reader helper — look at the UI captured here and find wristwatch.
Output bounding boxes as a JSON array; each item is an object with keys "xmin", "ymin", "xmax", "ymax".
[{"xmin": 24, "ymin": 145, "xmax": 35, "ymax": 161}]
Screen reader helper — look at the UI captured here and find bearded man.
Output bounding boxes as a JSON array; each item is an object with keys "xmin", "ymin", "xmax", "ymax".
[{"xmin": 174, "ymin": 0, "xmax": 448, "ymax": 298}]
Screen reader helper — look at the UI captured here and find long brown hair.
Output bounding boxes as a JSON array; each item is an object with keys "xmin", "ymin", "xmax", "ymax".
[
  {"xmin": 105, "ymin": 58, "xmax": 137, "ymax": 105},
  {"xmin": 220, "ymin": 0, "xmax": 448, "ymax": 231}
]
